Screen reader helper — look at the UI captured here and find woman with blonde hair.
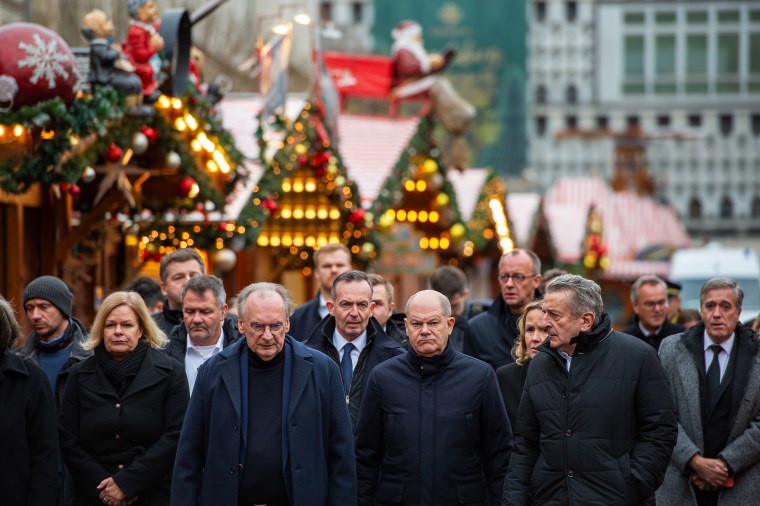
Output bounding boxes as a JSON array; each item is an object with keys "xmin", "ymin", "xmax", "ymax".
[
  {"xmin": 60, "ymin": 291, "xmax": 188, "ymax": 506},
  {"xmin": 496, "ymin": 300, "xmax": 547, "ymax": 430}
]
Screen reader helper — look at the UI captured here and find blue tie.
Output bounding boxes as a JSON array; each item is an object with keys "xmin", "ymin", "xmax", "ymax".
[{"xmin": 341, "ymin": 343, "xmax": 355, "ymax": 394}]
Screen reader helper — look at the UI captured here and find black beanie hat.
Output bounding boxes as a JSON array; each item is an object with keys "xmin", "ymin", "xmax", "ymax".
[{"xmin": 23, "ymin": 276, "xmax": 73, "ymax": 318}]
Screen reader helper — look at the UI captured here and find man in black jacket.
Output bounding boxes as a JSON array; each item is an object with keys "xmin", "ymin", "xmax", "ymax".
[
  {"xmin": 623, "ymin": 274, "xmax": 684, "ymax": 351},
  {"xmin": 430, "ymin": 265, "xmax": 472, "ymax": 352},
  {"xmin": 289, "ymin": 243, "xmax": 351, "ymax": 341},
  {"xmin": 153, "ymin": 248, "xmax": 205, "ymax": 336},
  {"xmin": 467, "ymin": 249, "xmax": 542, "ymax": 368},
  {"xmin": 305, "ymin": 270, "xmax": 403, "ymax": 428},
  {"xmin": 503, "ymin": 274, "xmax": 677, "ymax": 505},
  {"xmin": 164, "ymin": 275, "xmax": 239, "ymax": 393},
  {"xmin": 367, "ymin": 273, "xmax": 407, "ymax": 347},
  {"xmin": 357, "ymin": 290, "xmax": 512, "ymax": 505}
]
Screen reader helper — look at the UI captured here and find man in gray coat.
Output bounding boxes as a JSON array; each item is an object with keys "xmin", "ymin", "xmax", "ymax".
[{"xmin": 658, "ymin": 277, "xmax": 760, "ymax": 506}]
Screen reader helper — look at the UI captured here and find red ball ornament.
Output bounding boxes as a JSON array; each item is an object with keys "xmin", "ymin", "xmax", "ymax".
[
  {"xmin": 141, "ymin": 250, "xmax": 151, "ymax": 261},
  {"xmin": 152, "ymin": 252, "xmax": 162, "ymax": 262},
  {"xmin": 348, "ymin": 208, "xmax": 365, "ymax": 223},
  {"xmin": 106, "ymin": 144, "xmax": 123, "ymax": 163},
  {"xmin": 142, "ymin": 126, "xmax": 158, "ymax": 143},
  {"xmin": 314, "ymin": 166, "xmax": 326, "ymax": 178},
  {"xmin": 262, "ymin": 197, "xmax": 278, "ymax": 215},
  {"xmin": 0, "ymin": 23, "xmax": 77, "ymax": 109},
  {"xmin": 68, "ymin": 184, "xmax": 80, "ymax": 196},
  {"xmin": 298, "ymin": 154, "xmax": 309, "ymax": 166},
  {"xmin": 178, "ymin": 176, "xmax": 196, "ymax": 197},
  {"xmin": 312, "ymin": 151, "xmax": 330, "ymax": 168},
  {"xmin": 59, "ymin": 182, "xmax": 69, "ymax": 193}
]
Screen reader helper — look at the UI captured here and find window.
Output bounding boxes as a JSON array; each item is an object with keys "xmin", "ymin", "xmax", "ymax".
[
  {"xmin": 655, "ymin": 35, "xmax": 676, "ymax": 93},
  {"xmin": 752, "ymin": 196, "xmax": 760, "ymax": 218},
  {"xmin": 627, "ymin": 115, "xmax": 640, "ymax": 129},
  {"xmin": 566, "ymin": 115, "xmax": 578, "ymax": 129},
  {"xmin": 687, "ymin": 11, "xmax": 708, "ymax": 24},
  {"xmin": 718, "ymin": 11, "xmax": 740, "ymax": 23},
  {"xmin": 566, "ymin": 1, "xmax": 577, "ymax": 22},
  {"xmin": 319, "ymin": 2, "xmax": 333, "ymax": 22},
  {"xmin": 655, "ymin": 12, "xmax": 676, "ymax": 25},
  {"xmin": 752, "ymin": 114, "xmax": 760, "ymax": 136},
  {"xmin": 624, "ymin": 12, "xmax": 644, "ymax": 25},
  {"xmin": 657, "ymin": 115, "xmax": 671, "ymax": 127},
  {"xmin": 751, "ymin": 11, "xmax": 760, "ymax": 23},
  {"xmin": 536, "ymin": 84, "xmax": 547, "ymax": 104},
  {"xmin": 536, "ymin": 1, "xmax": 546, "ymax": 22},
  {"xmin": 596, "ymin": 115, "xmax": 609, "ymax": 129},
  {"xmin": 352, "ymin": 2, "xmax": 363, "ymax": 23},
  {"xmin": 688, "ymin": 114, "xmax": 702, "ymax": 127},
  {"xmin": 686, "ymin": 35, "xmax": 708, "ymax": 94},
  {"xmin": 566, "ymin": 84, "xmax": 577, "ymax": 104},
  {"xmin": 720, "ymin": 114, "xmax": 733, "ymax": 136},
  {"xmin": 719, "ymin": 196, "xmax": 733, "ymax": 218},
  {"xmin": 624, "ymin": 35, "xmax": 645, "ymax": 95},
  {"xmin": 717, "ymin": 34, "xmax": 740, "ymax": 93},
  {"xmin": 688, "ymin": 197, "xmax": 702, "ymax": 219},
  {"xmin": 536, "ymin": 116, "xmax": 547, "ymax": 136},
  {"xmin": 749, "ymin": 34, "xmax": 760, "ymax": 93}
]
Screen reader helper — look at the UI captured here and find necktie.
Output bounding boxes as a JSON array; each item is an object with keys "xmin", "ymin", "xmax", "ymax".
[
  {"xmin": 341, "ymin": 343, "xmax": 355, "ymax": 395},
  {"xmin": 706, "ymin": 344, "xmax": 722, "ymax": 409}
]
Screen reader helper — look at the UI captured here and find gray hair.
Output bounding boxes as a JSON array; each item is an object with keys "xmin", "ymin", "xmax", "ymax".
[
  {"xmin": 331, "ymin": 270, "xmax": 373, "ymax": 301},
  {"xmin": 182, "ymin": 275, "xmax": 226, "ymax": 308},
  {"xmin": 128, "ymin": 0, "xmax": 150, "ymax": 18},
  {"xmin": 544, "ymin": 274, "xmax": 604, "ymax": 325},
  {"xmin": 237, "ymin": 282, "xmax": 295, "ymax": 320},
  {"xmin": 406, "ymin": 290, "xmax": 452, "ymax": 319},
  {"xmin": 700, "ymin": 277, "xmax": 744, "ymax": 310},
  {"xmin": 158, "ymin": 248, "xmax": 205, "ymax": 282},
  {"xmin": 0, "ymin": 295, "xmax": 21, "ymax": 352},
  {"xmin": 630, "ymin": 275, "xmax": 667, "ymax": 304},
  {"xmin": 501, "ymin": 249, "xmax": 542, "ymax": 275}
]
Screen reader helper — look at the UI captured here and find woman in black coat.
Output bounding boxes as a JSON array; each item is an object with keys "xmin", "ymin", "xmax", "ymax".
[
  {"xmin": 496, "ymin": 300, "xmax": 546, "ymax": 430},
  {"xmin": 60, "ymin": 291, "xmax": 189, "ymax": 506},
  {"xmin": 0, "ymin": 295, "xmax": 59, "ymax": 505}
]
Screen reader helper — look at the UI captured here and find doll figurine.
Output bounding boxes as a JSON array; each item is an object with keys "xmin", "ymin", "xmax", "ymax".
[{"xmin": 123, "ymin": 0, "xmax": 165, "ymax": 102}]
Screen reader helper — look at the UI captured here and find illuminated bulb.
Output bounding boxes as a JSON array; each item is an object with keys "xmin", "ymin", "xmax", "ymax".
[
  {"xmin": 282, "ymin": 235, "xmax": 293, "ymax": 246},
  {"xmin": 416, "ymin": 180, "xmax": 427, "ymax": 192},
  {"xmin": 387, "ymin": 209, "xmax": 396, "ymax": 219},
  {"xmin": 184, "ymin": 114, "xmax": 198, "ymax": 131},
  {"xmin": 270, "ymin": 235, "xmax": 281, "ymax": 247},
  {"xmin": 329, "ymin": 208, "xmax": 341, "ymax": 220},
  {"xmin": 305, "ymin": 178, "xmax": 317, "ymax": 192},
  {"xmin": 419, "ymin": 210, "xmax": 428, "ymax": 222},
  {"xmin": 407, "ymin": 210, "xmax": 417, "ymax": 222},
  {"xmin": 13, "ymin": 124, "xmax": 24, "ymax": 137},
  {"xmin": 430, "ymin": 237, "xmax": 440, "ymax": 249},
  {"xmin": 305, "ymin": 236, "xmax": 316, "ymax": 247},
  {"xmin": 206, "ymin": 160, "xmax": 218, "ymax": 172},
  {"xmin": 196, "ymin": 133, "xmax": 215, "ymax": 152},
  {"xmin": 429, "ymin": 211, "xmax": 439, "ymax": 223},
  {"xmin": 213, "ymin": 151, "xmax": 230, "ymax": 173},
  {"xmin": 317, "ymin": 235, "xmax": 328, "ymax": 246},
  {"xmin": 397, "ymin": 210, "xmax": 407, "ymax": 221},
  {"xmin": 191, "ymin": 140, "xmax": 202, "ymax": 152},
  {"xmin": 293, "ymin": 207, "xmax": 304, "ymax": 219},
  {"xmin": 440, "ymin": 238, "xmax": 450, "ymax": 249},
  {"xmin": 293, "ymin": 180, "xmax": 304, "ymax": 192},
  {"xmin": 257, "ymin": 235, "xmax": 269, "ymax": 246},
  {"xmin": 175, "ymin": 118, "xmax": 187, "ymax": 131},
  {"xmin": 305, "ymin": 207, "xmax": 316, "ymax": 219},
  {"xmin": 189, "ymin": 183, "xmax": 200, "ymax": 198},
  {"xmin": 172, "ymin": 98, "xmax": 183, "ymax": 109},
  {"xmin": 404, "ymin": 180, "xmax": 415, "ymax": 192},
  {"xmin": 157, "ymin": 95, "xmax": 171, "ymax": 108},
  {"xmin": 317, "ymin": 207, "xmax": 328, "ymax": 220},
  {"xmin": 281, "ymin": 207, "xmax": 292, "ymax": 219},
  {"xmin": 420, "ymin": 237, "xmax": 429, "ymax": 249},
  {"xmin": 294, "ymin": 235, "xmax": 304, "ymax": 246},
  {"xmin": 282, "ymin": 179, "xmax": 292, "ymax": 192},
  {"xmin": 329, "ymin": 234, "xmax": 340, "ymax": 243}
]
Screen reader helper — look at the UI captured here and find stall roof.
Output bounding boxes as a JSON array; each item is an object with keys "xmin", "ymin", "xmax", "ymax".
[
  {"xmin": 336, "ymin": 114, "xmax": 420, "ymax": 207},
  {"xmin": 542, "ymin": 177, "xmax": 690, "ymax": 279},
  {"xmin": 446, "ymin": 168, "xmax": 490, "ymax": 222},
  {"xmin": 506, "ymin": 192, "xmax": 541, "ymax": 248}
]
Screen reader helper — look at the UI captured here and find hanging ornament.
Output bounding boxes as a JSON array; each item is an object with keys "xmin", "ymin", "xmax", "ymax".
[
  {"xmin": 435, "ymin": 193, "xmax": 450, "ymax": 207},
  {"xmin": 314, "ymin": 166, "xmax": 326, "ymax": 178},
  {"xmin": 428, "ymin": 172, "xmax": 444, "ymax": 190},
  {"xmin": 178, "ymin": 176, "xmax": 196, "ymax": 197},
  {"xmin": 362, "ymin": 242, "xmax": 375, "ymax": 254},
  {"xmin": 348, "ymin": 208, "xmax": 365, "ymax": 224},
  {"xmin": 68, "ymin": 184, "xmax": 80, "ymax": 196},
  {"xmin": 212, "ymin": 248, "xmax": 237, "ymax": 273},
  {"xmin": 378, "ymin": 213, "xmax": 393, "ymax": 230},
  {"xmin": 262, "ymin": 196, "xmax": 278, "ymax": 215},
  {"xmin": 295, "ymin": 143, "xmax": 307, "ymax": 155},
  {"xmin": 166, "ymin": 150, "xmax": 181, "ymax": 169},
  {"xmin": 142, "ymin": 126, "xmax": 158, "ymax": 143},
  {"xmin": 297, "ymin": 154, "xmax": 308, "ymax": 166},
  {"xmin": 131, "ymin": 132, "xmax": 149, "ymax": 154},
  {"xmin": 450, "ymin": 223, "xmax": 465, "ymax": 240},
  {"xmin": 81, "ymin": 166, "xmax": 96, "ymax": 183},
  {"xmin": 106, "ymin": 144, "xmax": 123, "ymax": 163},
  {"xmin": 334, "ymin": 175, "xmax": 346, "ymax": 187},
  {"xmin": 422, "ymin": 159, "xmax": 438, "ymax": 175}
]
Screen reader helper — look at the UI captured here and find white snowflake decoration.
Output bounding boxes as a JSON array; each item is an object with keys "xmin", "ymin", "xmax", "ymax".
[{"xmin": 17, "ymin": 33, "xmax": 71, "ymax": 89}]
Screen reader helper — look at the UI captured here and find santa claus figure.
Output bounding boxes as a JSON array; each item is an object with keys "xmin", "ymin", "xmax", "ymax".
[
  {"xmin": 123, "ymin": 0, "xmax": 164, "ymax": 101},
  {"xmin": 391, "ymin": 20, "xmax": 454, "ymax": 98}
]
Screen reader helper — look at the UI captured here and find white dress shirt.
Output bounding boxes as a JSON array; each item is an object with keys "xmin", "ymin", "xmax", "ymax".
[
  {"xmin": 703, "ymin": 331, "xmax": 735, "ymax": 383},
  {"xmin": 318, "ymin": 293, "xmax": 330, "ymax": 319},
  {"xmin": 185, "ymin": 330, "xmax": 225, "ymax": 394}
]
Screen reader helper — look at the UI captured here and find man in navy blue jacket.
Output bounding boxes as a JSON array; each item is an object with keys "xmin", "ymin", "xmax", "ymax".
[
  {"xmin": 171, "ymin": 282, "xmax": 356, "ymax": 506},
  {"xmin": 356, "ymin": 290, "xmax": 512, "ymax": 505}
]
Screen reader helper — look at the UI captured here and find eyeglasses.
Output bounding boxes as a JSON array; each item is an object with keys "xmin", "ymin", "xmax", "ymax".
[
  {"xmin": 497, "ymin": 273, "xmax": 535, "ymax": 284},
  {"xmin": 641, "ymin": 300, "xmax": 667, "ymax": 309},
  {"xmin": 244, "ymin": 321, "xmax": 285, "ymax": 336}
]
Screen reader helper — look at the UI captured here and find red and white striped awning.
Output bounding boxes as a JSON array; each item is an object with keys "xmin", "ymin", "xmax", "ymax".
[
  {"xmin": 336, "ymin": 114, "xmax": 420, "ymax": 208},
  {"xmin": 447, "ymin": 168, "xmax": 490, "ymax": 222},
  {"xmin": 542, "ymin": 177, "xmax": 690, "ymax": 279},
  {"xmin": 506, "ymin": 192, "xmax": 541, "ymax": 248}
]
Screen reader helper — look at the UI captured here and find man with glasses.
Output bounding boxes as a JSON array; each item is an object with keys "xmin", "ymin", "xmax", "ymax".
[
  {"xmin": 305, "ymin": 271, "xmax": 403, "ymax": 428},
  {"xmin": 172, "ymin": 282, "xmax": 356, "ymax": 506},
  {"xmin": 466, "ymin": 249, "xmax": 542, "ymax": 368},
  {"xmin": 623, "ymin": 275, "xmax": 684, "ymax": 351}
]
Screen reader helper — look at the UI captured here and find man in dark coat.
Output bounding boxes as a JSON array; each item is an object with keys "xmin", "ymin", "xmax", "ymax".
[
  {"xmin": 503, "ymin": 274, "xmax": 678, "ymax": 505},
  {"xmin": 430, "ymin": 265, "xmax": 472, "ymax": 352},
  {"xmin": 305, "ymin": 271, "xmax": 404, "ymax": 428},
  {"xmin": 657, "ymin": 277, "xmax": 760, "ymax": 506},
  {"xmin": 163, "ymin": 275, "xmax": 240, "ymax": 393},
  {"xmin": 17, "ymin": 275, "xmax": 89, "ymax": 408},
  {"xmin": 623, "ymin": 274, "xmax": 685, "ymax": 351},
  {"xmin": 368, "ymin": 273, "xmax": 408, "ymax": 347},
  {"xmin": 289, "ymin": 243, "xmax": 351, "ymax": 341},
  {"xmin": 466, "ymin": 249, "xmax": 542, "ymax": 368},
  {"xmin": 152, "ymin": 248, "xmax": 205, "ymax": 336},
  {"xmin": 172, "ymin": 282, "xmax": 356, "ymax": 506},
  {"xmin": 356, "ymin": 290, "xmax": 512, "ymax": 505},
  {"xmin": 1, "ymin": 295, "xmax": 59, "ymax": 506}
]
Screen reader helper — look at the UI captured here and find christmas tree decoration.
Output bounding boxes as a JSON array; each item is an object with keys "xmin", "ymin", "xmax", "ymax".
[
  {"xmin": 106, "ymin": 144, "xmax": 123, "ymax": 162},
  {"xmin": 142, "ymin": 126, "xmax": 158, "ymax": 143},
  {"xmin": 165, "ymin": 150, "xmax": 181, "ymax": 169},
  {"xmin": 582, "ymin": 206, "xmax": 610, "ymax": 272},
  {"xmin": 131, "ymin": 132, "xmax": 149, "ymax": 154},
  {"xmin": 81, "ymin": 166, "xmax": 96, "ymax": 183},
  {"xmin": 178, "ymin": 176, "xmax": 197, "ymax": 197}
]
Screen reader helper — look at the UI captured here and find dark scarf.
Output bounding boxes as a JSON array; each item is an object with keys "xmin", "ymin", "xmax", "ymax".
[
  {"xmin": 94, "ymin": 340, "xmax": 149, "ymax": 395},
  {"xmin": 35, "ymin": 317, "xmax": 77, "ymax": 353},
  {"xmin": 407, "ymin": 341, "xmax": 456, "ymax": 378}
]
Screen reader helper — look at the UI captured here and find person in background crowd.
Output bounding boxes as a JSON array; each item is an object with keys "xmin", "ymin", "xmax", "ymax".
[
  {"xmin": 226, "ymin": 296, "xmax": 238, "ymax": 316},
  {"xmin": 538, "ymin": 267, "xmax": 567, "ymax": 294},
  {"xmin": 305, "ymin": 271, "xmax": 403, "ymax": 428},
  {"xmin": 467, "ymin": 249, "xmax": 542, "ymax": 368},
  {"xmin": 17, "ymin": 275, "xmax": 89, "ymax": 406},
  {"xmin": 665, "ymin": 279, "xmax": 684, "ymax": 324},
  {"xmin": 0, "ymin": 295, "xmax": 59, "ymax": 506},
  {"xmin": 59, "ymin": 291, "xmax": 188, "ymax": 506},
  {"xmin": 164, "ymin": 275, "xmax": 240, "ymax": 394},
  {"xmin": 657, "ymin": 278, "xmax": 760, "ymax": 506},
  {"xmin": 677, "ymin": 308, "xmax": 702, "ymax": 329},
  {"xmin": 289, "ymin": 243, "xmax": 352, "ymax": 341},
  {"xmin": 125, "ymin": 276, "xmax": 163, "ymax": 315},
  {"xmin": 172, "ymin": 282, "xmax": 356, "ymax": 506},
  {"xmin": 367, "ymin": 273, "xmax": 407, "ymax": 347},
  {"xmin": 429, "ymin": 265, "xmax": 472, "ymax": 351},
  {"xmin": 496, "ymin": 300, "xmax": 545, "ymax": 430},
  {"xmin": 623, "ymin": 275, "xmax": 685, "ymax": 351},
  {"xmin": 153, "ymin": 248, "xmax": 205, "ymax": 336},
  {"xmin": 503, "ymin": 274, "xmax": 677, "ymax": 505},
  {"xmin": 357, "ymin": 290, "xmax": 512, "ymax": 505}
]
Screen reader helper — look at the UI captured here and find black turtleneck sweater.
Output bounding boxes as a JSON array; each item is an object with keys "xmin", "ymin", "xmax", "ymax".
[
  {"xmin": 238, "ymin": 349, "xmax": 289, "ymax": 506},
  {"xmin": 152, "ymin": 301, "xmax": 183, "ymax": 337}
]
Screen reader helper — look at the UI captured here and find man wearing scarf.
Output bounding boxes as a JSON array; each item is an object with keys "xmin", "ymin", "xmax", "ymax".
[
  {"xmin": 503, "ymin": 274, "xmax": 678, "ymax": 506},
  {"xmin": 17, "ymin": 275, "xmax": 89, "ymax": 406}
]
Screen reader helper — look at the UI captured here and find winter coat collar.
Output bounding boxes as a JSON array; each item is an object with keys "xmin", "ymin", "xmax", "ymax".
[
  {"xmin": 570, "ymin": 312, "xmax": 613, "ymax": 353},
  {"xmin": 406, "ymin": 340, "xmax": 456, "ymax": 377}
]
